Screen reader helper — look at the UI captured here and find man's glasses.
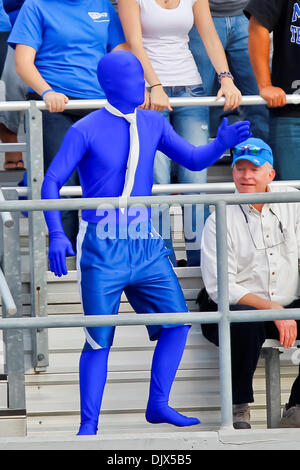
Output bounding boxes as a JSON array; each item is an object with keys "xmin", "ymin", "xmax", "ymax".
[{"xmin": 239, "ymin": 205, "xmax": 286, "ymax": 250}]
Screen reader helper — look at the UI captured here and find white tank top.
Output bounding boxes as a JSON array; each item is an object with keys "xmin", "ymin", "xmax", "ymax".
[{"xmin": 135, "ymin": 0, "xmax": 202, "ymax": 86}]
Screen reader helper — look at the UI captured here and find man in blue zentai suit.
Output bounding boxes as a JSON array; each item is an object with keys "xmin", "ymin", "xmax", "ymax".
[{"xmin": 41, "ymin": 51, "xmax": 251, "ymax": 435}]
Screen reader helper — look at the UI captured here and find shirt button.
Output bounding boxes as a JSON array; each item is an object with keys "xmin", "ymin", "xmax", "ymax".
[{"xmin": 272, "ymin": 272, "xmax": 275, "ymax": 275}]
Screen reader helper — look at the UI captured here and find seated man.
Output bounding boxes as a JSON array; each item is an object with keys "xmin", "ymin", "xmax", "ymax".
[
  {"xmin": 41, "ymin": 50, "xmax": 251, "ymax": 435},
  {"xmin": 199, "ymin": 137, "xmax": 300, "ymax": 429}
]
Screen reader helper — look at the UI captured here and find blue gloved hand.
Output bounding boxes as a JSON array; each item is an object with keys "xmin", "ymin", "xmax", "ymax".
[
  {"xmin": 48, "ymin": 232, "xmax": 75, "ymax": 277},
  {"xmin": 216, "ymin": 117, "xmax": 252, "ymax": 150}
]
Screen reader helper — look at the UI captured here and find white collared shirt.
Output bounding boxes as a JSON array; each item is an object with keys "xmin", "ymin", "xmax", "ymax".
[{"xmin": 201, "ymin": 185, "xmax": 300, "ymax": 306}]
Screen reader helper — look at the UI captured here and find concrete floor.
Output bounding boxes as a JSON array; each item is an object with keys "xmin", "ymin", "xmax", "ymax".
[{"xmin": 0, "ymin": 427, "xmax": 300, "ymax": 450}]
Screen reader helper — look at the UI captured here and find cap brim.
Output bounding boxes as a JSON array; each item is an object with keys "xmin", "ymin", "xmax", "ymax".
[{"xmin": 231, "ymin": 155, "xmax": 267, "ymax": 168}]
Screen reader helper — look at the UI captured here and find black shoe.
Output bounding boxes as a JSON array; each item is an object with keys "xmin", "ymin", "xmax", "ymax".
[
  {"xmin": 177, "ymin": 259, "xmax": 187, "ymax": 267},
  {"xmin": 233, "ymin": 403, "xmax": 251, "ymax": 429}
]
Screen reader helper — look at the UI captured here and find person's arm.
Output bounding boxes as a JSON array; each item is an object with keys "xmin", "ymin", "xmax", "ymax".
[
  {"xmin": 118, "ymin": 0, "xmax": 172, "ymax": 112},
  {"xmin": 158, "ymin": 116, "xmax": 251, "ymax": 171},
  {"xmin": 193, "ymin": 0, "xmax": 241, "ymax": 111},
  {"xmin": 248, "ymin": 16, "xmax": 286, "ymax": 107},
  {"xmin": 237, "ymin": 293, "xmax": 297, "ymax": 348},
  {"xmin": 15, "ymin": 44, "xmax": 69, "ymax": 112},
  {"xmin": 41, "ymin": 126, "xmax": 87, "ymax": 276}
]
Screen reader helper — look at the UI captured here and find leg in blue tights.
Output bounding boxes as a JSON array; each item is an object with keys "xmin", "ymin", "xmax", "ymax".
[
  {"xmin": 146, "ymin": 325, "xmax": 200, "ymax": 427},
  {"xmin": 77, "ymin": 347, "xmax": 110, "ymax": 435}
]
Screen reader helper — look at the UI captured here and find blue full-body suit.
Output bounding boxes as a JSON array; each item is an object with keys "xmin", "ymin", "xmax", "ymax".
[{"xmin": 41, "ymin": 51, "xmax": 251, "ymax": 435}]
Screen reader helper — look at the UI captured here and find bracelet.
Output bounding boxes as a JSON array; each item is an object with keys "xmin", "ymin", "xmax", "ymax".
[
  {"xmin": 41, "ymin": 89, "xmax": 54, "ymax": 99},
  {"xmin": 150, "ymin": 83, "xmax": 162, "ymax": 89},
  {"xmin": 217, "ymin": 72, "xmax": 234, "ymax": 84}
]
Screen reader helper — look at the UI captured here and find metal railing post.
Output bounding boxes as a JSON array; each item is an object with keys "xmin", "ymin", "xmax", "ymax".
[
  {"xmin": 25, "ymin": 102, "xmax": 48, "ymax": 371},
  {"xmin": 215, "ymin": 201, "xmax": 233, "ymax": 429},
  {"xmin": 0, "ymin": 190, "xmax": 25, "ymax": 411}
]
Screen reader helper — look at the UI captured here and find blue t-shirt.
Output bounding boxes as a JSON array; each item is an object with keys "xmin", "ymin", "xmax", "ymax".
[
  {"xmin": 0, "ymin": 0, "xmax": 11, "ymax": 31},
  {"xmin": 8, "ymin": 0, "xmax": 125, "ymax": 98}
]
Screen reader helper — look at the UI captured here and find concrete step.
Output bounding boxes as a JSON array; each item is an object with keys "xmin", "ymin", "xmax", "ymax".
[{"xmin": 0, "ymin": 410, "xmax": 27, "ymax": 438}]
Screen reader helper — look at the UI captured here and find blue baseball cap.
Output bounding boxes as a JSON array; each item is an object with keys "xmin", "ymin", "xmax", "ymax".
[{"xmin": 232, "ymin": 137, "xmax": 273, "ymax": 167}]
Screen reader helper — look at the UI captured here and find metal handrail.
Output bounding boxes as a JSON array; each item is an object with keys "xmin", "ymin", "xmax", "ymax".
[
  {"xmin": 0, "ymin": 267, "xmax": 17, "ymax": 316},
  {"xmin": 0, "ymin": 187, "xmax": 13, "ymax": 228},
  {"xmin": 3, "ymin": 180, "xmax": 300, "ymax": 199},
  {"xmin": 0, "ymin": 94, "xmax": 299, "ymax": 112},
  {"xmin": 1, "ymin": 190, "xmax": 300, "ymax": 212},
  {"xmin": 0, "ymin": 307, "xmax": 299, "ymax": 331}
]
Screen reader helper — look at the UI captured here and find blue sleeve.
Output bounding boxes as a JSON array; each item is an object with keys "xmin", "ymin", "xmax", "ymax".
[
  {"xmin": 41, "ymin": 127, "xmax": 87, "ymax": 235},
  {"xmin": 7, "ymin": 0, "xmax": 43, "ymax": 50},
  {"xmin": 7, "ymin": 9, "xmax": 18, "ymax": 26},
  {"xmin": 106, "ymin": 1, "xmax": 126, "ymax": 51},
  {"xmin": 0, "ymin": 0, "xmax": 11, "ymax": 31},
  {"xmin": 157, "ymin": 117, "xmax": 226, "ymax": 171}
]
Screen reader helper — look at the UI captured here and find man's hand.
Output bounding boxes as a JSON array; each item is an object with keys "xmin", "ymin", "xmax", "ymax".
[
  {"xmin": 274, "ymin": 319, "xmax": 298, "ymax": 349},
  {"xmin": 266, "ymin": 301, "xmax": 297, "ymax": 348},
  {"xmin": 260, "ymin": 85, "xmax": 287, "ymax": 108},
  {"xmin": 216, "ymin": 117, "xmax": 252, "ymax": 150},
  {"xmin": 44, "ymin": 91, "xmax": 69, "ymax": 112},
  {"xmin": 237, "ymin": 296, "xmax": 297, "ymax": 348},
  {"xmin": 48, "ymin": 232, "xmax": 75, "ymax": 277}
]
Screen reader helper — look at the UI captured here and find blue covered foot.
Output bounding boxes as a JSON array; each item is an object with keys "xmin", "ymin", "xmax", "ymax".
[
  {"xmin": 77, "ymin": 420, "xmax": 98, "ymax": 435},
  {"xmin": 146, "ymin": 405, "xmax": 200, "ymax": 427},
  {"xmin": 146, "ymin": 325, "xmax": 200, "ymax": 428}
]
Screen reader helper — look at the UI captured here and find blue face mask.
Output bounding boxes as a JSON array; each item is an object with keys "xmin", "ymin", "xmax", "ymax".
[{"xmin": 97, "ymin": 51, "xmax": 145, "ymax": 114}]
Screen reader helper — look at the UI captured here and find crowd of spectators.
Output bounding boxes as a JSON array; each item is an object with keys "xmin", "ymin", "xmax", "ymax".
[{"xmin": 0, "ymin": 0, "xmax": 293, "ymax": 185}]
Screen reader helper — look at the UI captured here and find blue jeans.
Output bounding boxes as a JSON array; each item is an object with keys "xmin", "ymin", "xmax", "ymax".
[
  {"xmin": 153, "ymin": 85, "xmax": 209, "ymax": 267},
  {"xmin": 269, "ymin": 116, "xmax": 300, "ymax": 180},
  {"xmin": 189, "ymin": 15, "xmax": 269, "ymax": 142}
]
